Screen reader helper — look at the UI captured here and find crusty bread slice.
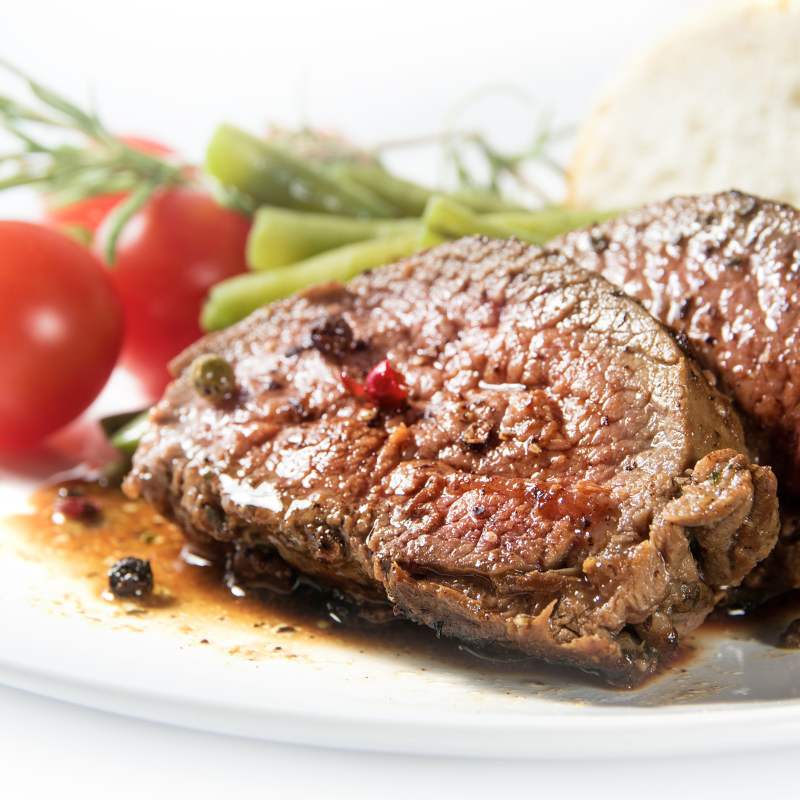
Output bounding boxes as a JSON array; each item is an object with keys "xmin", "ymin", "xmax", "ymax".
[{"xmin": 568, "ymin": 0, "xmax": 800, "ymax": 209}]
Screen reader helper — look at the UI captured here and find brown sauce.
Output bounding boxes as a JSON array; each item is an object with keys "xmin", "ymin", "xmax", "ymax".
[
  {"xmin": 704, "ymin": 590, "xmax": 800, "ymax": 646},
  {"xmin": 4, "ymin": 478, "xmax": 791, "ymax": 696},
  {"xmin": 6, "ymin": 480, "xmax": 555, "ymax": 675},
  {"xmin": 7, "ymin": 481, "xmax": 439, "ymax": 655}
]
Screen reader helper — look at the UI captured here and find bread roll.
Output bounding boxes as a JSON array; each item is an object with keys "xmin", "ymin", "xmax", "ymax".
[{"xmin": 569, "ymin": 1, "xmax": 800, "ymax": 209}]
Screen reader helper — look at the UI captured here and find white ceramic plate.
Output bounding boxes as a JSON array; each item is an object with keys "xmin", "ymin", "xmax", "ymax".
[{"xmin": 2, "ymin": 372, "xmax": 800, "ymax": 760}]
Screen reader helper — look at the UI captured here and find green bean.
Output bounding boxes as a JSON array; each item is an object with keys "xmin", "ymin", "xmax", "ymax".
[
  {"xmin": 206, "ymin": 124, "xmax": 397, "ymax": 218},
  {"xmin": 330, "ymin": 163, "xmax": 529, "ymax": 217},
  {"xmin": 416, "ymin": 226, "xmax": 450, "ymax": 248},
  {"xmin": 202, "ymin": 227, "xmax": 420, "ymax": 331},
  {"xmin": 247, "ymin": 207, "xmax": 419, "ymax": 271},
  {"xmin": 448, "ymin": 189, "xmax": 526, "ymax": 213},
  {"xmin": 484, "ymin": 207, "xmax": 621, "ymax": 239},
  {"xmin": 328, "ymin": 169, "xmax": 403, "ymax": 217},
  {"xmin": 329, "ymin": 162, "xmax": 432, "ymax": 217},
  {"xmin": 419, "ymin": 194, "xmax": 547, "ymax": 247}
]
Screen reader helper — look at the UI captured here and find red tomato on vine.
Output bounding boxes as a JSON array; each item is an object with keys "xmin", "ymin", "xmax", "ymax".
[
  {"xmin": 95, "ymin": 188, "xmax": 250, "ymax": 397},
  {"xmin": 2, "ymin": 68, "xmax": 251, "ymax": 406},
  {"xmin": 0, "ymin": 222, "xmax": 123, "ymax": 449},
  {"xmin": 43, "ymin": 137, "xmax": 176, "ymax": 237}
]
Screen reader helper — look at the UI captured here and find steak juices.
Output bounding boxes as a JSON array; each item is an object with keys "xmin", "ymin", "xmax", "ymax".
[{"xmin": 124, "ymin": 227, "xmax": 783, "ymax": 686}]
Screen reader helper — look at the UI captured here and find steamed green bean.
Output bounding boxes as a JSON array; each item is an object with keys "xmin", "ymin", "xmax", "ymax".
[
  {"xmin": 247, "ymin": 207, "xmax": 418, "ymax": 271},
  {"xmin": 202, "ymin": 227, "xmax": 420, "ymax": 331},
  {"xmin": 484, "ymin": 207, "xmax": 621, "ymax": 238},
  {"xmin": 448, "ymin": 189, "xmax": 526, "ymax": 214},
  {"xmin": 206, "ymin": 124, "xmax": 397, "ymax": 218},
  {"xmin": 419, "ymin": 195, "xmax": 547, "ymax": 246},
  {"xmin": 329, "ymin": 162, "xmax": 432, "ymax": 217}
]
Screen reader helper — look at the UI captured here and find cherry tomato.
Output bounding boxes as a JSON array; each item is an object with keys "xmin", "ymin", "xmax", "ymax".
[
  {"xmin": 0, "ymin": 222, "xmax": 123, "ymax": 450},
  {"xmin": 95, "ymin": 188, "xmax": 250, "ymax": 398},
  {"xmin": 44, "ymin": 192, "xmax": 129, "ymax": 237},
  {"xmin": 43, "ymin": 137, "xmax": 176, "ymax": 237}
]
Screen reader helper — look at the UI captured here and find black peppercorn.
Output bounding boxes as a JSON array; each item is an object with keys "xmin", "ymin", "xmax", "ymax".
[{"xmin": 108, "ymin": 557, "xmax": 153, "ymax": 598}]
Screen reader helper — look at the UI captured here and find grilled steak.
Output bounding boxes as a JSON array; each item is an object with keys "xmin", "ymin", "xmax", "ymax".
[
  {"xmin": 125, "ymin": 237, "xmax": 779, "ymax": 685},
  {"xmin": 548, "ymin": 191, "xmax": 800, "ymax": 589},
  {"xmin": 549, "ymin": 191, "xmax": 800, "ymax": 496}
]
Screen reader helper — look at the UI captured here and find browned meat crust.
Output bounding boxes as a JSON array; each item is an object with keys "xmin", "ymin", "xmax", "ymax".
[
  {"xmin": 125, "ymin": 238, "xmax": 779, "ymax": 685},
  {"xmin": 548, "ymin": 191, "xmax": 800, "ymax": 593},
  {"xmin": 548, "ymin": 191, "xmax": 800, "ymax": 498}
]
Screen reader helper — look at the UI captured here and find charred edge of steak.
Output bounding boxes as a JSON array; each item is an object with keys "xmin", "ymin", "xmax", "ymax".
[{"xmin": 379, "ymin": 563, "xmax": 661, "ymax": 687}]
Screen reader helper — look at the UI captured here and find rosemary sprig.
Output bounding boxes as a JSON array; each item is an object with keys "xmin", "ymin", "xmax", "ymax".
[
  {"xmin": 437, "ymin": 84, "xmax": 572, "ymax": 204},
  {"xmin": 0, "ymin": 60, "xmax": 570, "ymax": 267},
  {"xmin": 0, "ymin": 59, "xmax": 191, "ymax": 263},
  {"xmin": 270, "ymin": 84, "xmax": 571, "ymax": 205}
]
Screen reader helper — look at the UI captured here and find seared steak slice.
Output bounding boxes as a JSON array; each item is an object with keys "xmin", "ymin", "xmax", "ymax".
[
  {"xmin": 548, "ymin": 191, "xmax": 800, "ymax": 593},
  {"xmin": 125, "ymin": 238, "xmax": 779, "ymax": 685},
  {"xmin": 548, "ymin": 191, "xmax": 800, "ymax": 498}
]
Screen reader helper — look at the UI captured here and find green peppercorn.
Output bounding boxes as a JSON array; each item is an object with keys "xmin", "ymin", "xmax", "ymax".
[{"xmin": 189, "ymin": 353, "xmax": 236, "ymax": 403}]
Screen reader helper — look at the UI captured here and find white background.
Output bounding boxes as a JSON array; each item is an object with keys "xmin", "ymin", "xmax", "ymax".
[
  {"xmin": 4, "ymin": 2, "xmax": 794, "ymax": 798},
  {"xmin": 0, "ymin": 0, "xmax": 716, "ymax": 210}
]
